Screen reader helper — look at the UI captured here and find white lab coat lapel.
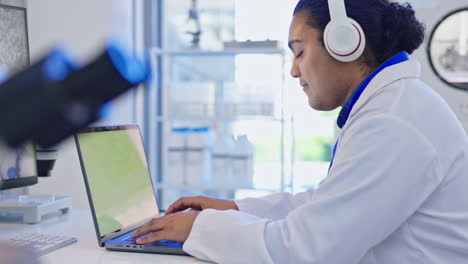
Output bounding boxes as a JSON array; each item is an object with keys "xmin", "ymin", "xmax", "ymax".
[{"xmin": 345, "ymin": 59, "xmax": 422, "ymax": 130}]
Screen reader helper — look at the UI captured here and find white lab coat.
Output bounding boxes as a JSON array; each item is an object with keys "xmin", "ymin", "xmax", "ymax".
[{"xmin": 183, "ymin": 59, "xmax": 468, "ymax": 264}]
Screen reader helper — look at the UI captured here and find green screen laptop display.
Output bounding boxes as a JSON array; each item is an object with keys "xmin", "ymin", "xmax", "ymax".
[{"xmin": 77, "ymin": 126, "xmax": 158, "ymax": 238}]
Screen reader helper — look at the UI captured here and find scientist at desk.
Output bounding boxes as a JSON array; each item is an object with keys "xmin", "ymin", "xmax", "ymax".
[{"xmin": 132, "ymin": 0, "xmax": 468, "ymax": 263}]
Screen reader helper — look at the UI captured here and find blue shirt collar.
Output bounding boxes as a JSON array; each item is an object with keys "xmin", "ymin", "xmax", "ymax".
[{"xmin": 337, "ymin": 52, "xmax": 410, "ymax": 129}]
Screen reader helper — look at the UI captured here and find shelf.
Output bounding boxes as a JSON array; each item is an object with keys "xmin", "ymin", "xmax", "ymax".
[
  {"xmin": 147, "ymin": 42, "xmax": 294, "ymax": 203},
  {"xmin": 150, "ymin": 47, "xmax": 284, "ymax": 57}
]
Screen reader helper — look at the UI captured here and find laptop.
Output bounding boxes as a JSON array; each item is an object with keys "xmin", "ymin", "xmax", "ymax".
[{"xmin": 74, "ymin": 125, "xmax": 187, "ymax": 256}]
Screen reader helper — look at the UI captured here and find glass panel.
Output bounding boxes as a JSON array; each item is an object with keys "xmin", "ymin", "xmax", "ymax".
[
  {"xmin": 429, "ymin": 9, "xmax": 468, "ymax": 90},
  {"xmin": 160, "ymin": 53, "xmax": 285, "ymax": 208}
]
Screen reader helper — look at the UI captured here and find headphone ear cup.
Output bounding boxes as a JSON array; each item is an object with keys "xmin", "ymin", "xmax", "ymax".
[{"xmin": 324, "ymin": 18, "xmax": 366, "ymax": 62}]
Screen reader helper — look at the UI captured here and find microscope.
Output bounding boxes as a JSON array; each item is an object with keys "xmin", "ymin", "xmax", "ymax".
[{"xmin": 0, "ymin": 40, "xmax": 149, "ymax": 223}]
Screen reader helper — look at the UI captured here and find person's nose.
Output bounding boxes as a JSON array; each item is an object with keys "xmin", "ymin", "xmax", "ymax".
[{"xmin": 290, "ymin": 60, "xmax": 300, "ymax": 78}]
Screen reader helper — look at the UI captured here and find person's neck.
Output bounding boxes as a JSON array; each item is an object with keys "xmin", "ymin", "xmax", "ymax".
[{"xmin": 342, "ymin": 64, "xmax": 374, "ymax": 105}]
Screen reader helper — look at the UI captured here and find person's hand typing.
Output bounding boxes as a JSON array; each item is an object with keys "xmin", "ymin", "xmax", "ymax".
[
  {"xmin": 131, "ymin": 211, "xmax": 199, "ymax": 244},
  {"xmin": 165, "ymin": 196, "xmax": 239, "ymax": 215}
]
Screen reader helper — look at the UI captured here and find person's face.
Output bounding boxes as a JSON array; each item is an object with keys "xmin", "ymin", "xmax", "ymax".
[{"xmin": 288, "ymin": 10, "xmax": 350, "ymax": 111}]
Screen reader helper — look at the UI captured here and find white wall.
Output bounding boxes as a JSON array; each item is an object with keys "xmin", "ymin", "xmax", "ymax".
[
  {"xmin": 26, "ymin": 0, "xmax": 136, "ymax": 210},
  {"xmin": 408, "ymin": 0, "xmax": 468, "ymax": 131}
]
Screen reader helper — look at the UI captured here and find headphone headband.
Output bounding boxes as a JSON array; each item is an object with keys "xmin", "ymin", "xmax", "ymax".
[{"xmin": 328, "ymin": 0, "xmax": 348, "ymax": 22}]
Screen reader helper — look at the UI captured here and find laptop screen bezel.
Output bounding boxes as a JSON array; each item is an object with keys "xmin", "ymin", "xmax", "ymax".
[{"xmin": 74, "ymin": 124, "xmax": 160, "ymax": 246}]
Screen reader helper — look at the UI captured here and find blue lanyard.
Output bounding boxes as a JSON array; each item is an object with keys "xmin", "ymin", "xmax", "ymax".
[{"xmin": 328, "ymin": 52, "xmax": 409, "ymax": 172}]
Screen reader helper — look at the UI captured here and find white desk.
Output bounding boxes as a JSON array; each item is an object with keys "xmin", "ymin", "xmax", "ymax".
[{"xmin": 0, "ymin": 209, "xmax": 208, "ymax": 264}]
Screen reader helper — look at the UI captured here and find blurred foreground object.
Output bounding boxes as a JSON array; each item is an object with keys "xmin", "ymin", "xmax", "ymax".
[
  {"xmin": 0, "ymin": 40, "xmax": 149, "ymax": 148},
  {"xmin": 0, "ymin": 243, "xmax": 40, "ymax": 264}
]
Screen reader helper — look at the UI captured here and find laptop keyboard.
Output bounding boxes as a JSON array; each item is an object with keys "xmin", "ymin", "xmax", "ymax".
[
  {"xmin": 123, "ymin": 236, "xmax": 137, "ymax": 242},
  {"xmin": 123, "ymin": 235, "xmax": 180, "ymax": 246}
]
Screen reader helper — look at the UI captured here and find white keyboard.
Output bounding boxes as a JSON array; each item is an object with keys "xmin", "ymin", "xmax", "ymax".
[{"xmin": 6, "ymin": 232, "xmax": 77, "ymax": 255}]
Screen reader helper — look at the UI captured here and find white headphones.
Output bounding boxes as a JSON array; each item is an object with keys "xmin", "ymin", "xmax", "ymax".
[{"xmin": 324, "ymin": 0, "xmax": 366, "ymax": 62}]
